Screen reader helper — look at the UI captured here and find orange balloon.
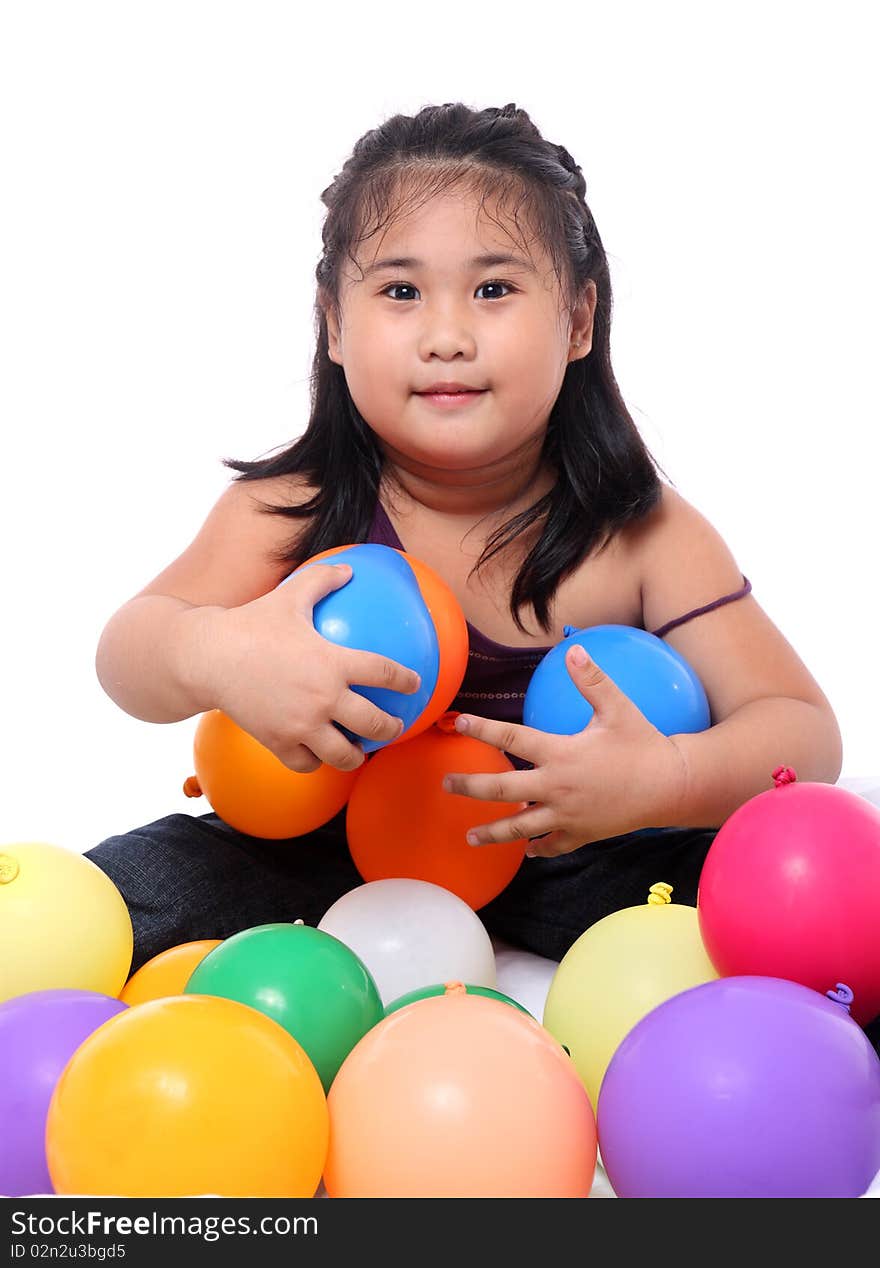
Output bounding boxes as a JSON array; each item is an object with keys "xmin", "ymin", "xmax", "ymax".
[
  {"xmin": 323, "ymin": 986, "xmax": 596, "ymax": 1196},
  {"xmin": 303, "ymin": 543, "xmax": 469, "ymax": 742},
  {"xmin": 46, "ymin": 995, "xmax": 329, "ymax": 1197},
  {"xmin": 390, "ymin": 549, "xmax": 468, "ymax": 739},
  {"xmin": 346, "ymin": 714, "xmax": 527, "ymax": 909},
  {"xmin": 120, "ymin": 940, "xmax": 222, "ymax": 1005},
  {"xmin": 186, "ymin": 709, "xmax": 359, "ymax": 839}
]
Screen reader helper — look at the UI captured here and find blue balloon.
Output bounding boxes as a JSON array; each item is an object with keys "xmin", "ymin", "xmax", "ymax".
[
  {"xmin": 523, "ymin": 623, "xmax": 710, "ymax": 737},
  {"xmin": 288, "ymin": 544, "xmax": 439, "ymax": 752}
]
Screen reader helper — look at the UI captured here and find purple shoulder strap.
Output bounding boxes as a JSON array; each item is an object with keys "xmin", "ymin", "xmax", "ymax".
[{"xmin": 651, "ymin": 576, "xmax": 752, "ymax": 638}]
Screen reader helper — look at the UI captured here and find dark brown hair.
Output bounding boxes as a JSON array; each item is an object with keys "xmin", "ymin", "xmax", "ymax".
[{"xmin": 223, "ymin": 102, "xmax": 666, "ymax": 633}]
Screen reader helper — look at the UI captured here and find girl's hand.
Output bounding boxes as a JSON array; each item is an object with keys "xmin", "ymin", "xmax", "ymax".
[
  {"xmin": 441, "ymin": 644, "xmax": 691, "ymax": 857},
  {"xmin": 210, "ymin": 563, "xmax": 422, "ymax": 774}
]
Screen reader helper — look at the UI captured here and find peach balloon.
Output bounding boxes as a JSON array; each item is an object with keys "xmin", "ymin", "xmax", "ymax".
[
  {"xmin": 185, "ymin": 709, "xmax": 359, "ymax": 839},
  {"xmin": 46, "ymin": 995, "xmax": 328, "ymax": 1197},
  {"xmin": 304, "ymin": 543, "xmax": 469, "ymax": 741},
  {"xmin": 346, "ymin": 714, "xmax": 527, "ymax": 909},
  {"xmin": 323, "ymin": 985, "xmax": 596, "ymax": 1196},
  {"xmin": 120, "ymin": 940, "xmax": 222, "ymax": 1005}
]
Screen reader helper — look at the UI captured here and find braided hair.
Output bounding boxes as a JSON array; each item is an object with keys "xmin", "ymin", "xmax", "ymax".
[{"xmin": 223, "ymin": 102, "xmax": 666, "ymax": 634}]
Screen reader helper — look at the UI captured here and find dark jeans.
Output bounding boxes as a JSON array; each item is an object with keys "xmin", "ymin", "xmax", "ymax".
[{"xmin": 85, "ymin": 810, "xmax": 880, "ymax": 1056}]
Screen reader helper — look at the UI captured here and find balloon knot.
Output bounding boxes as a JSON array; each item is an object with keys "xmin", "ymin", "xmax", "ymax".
[
  {"xmin": 562, "ymin": 625, "xmax": 578, "ymax": 638},
  {"xmin": 647, "ymin": 881, "xmax": 673, "ymax": 906},
  {"xmin": 771, "ymin": 766, "xmax": 797, "ymax": 787},
  {"xmin": 0, "ymin": 853, "xmax": 20, "ymax": 884},
  {"xmin": 826, "ymin": 983, "xmax": 854, "ymax": 1013},
  {"xmin": 443, "ymin": 981, "xmax": 467, "ymax": 996},
  {"xmin": 436, "ymin": 712, "xmax": 460, "ymax": 735},
  {"xmin": 183, "ymin": 776, "xmax": 202, "ymax": 798}
]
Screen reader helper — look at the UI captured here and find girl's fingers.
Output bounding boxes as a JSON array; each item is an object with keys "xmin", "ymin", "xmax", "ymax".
[
  {"xmin": 344, "ymin": 648, "xmax": 422, "ymax": 696},
  {"xmin": 298, "ymin": 723, "xmax": 366, "ymax": 772},
  {"xmin": 334, "ymin": 688, "xmax": 408, "ymax": 747},
  {"xmin": 441, "ymin": 769, "xmax": 542, "ymax": 803},
  {"xmin": 464, "ymin": 804, "xmax": 556, "ymax": 847}
]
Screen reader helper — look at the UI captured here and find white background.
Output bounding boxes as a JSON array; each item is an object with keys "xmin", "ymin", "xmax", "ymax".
[{"xmin": 1, "ymin": 1, "xmax": 877, "ymax": 854}]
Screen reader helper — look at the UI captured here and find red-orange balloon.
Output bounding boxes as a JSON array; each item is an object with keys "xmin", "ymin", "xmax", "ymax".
[
  {"xmin": 304, "ymin": 543, "xmax": 469, "ymax": 742},
  {"xmin": 346, "ymin": 714, "xmax": 526, "ymax": 909},
  {"xmin": 186, "ymin": 709, "xmax": 359, "ymax": 839}
]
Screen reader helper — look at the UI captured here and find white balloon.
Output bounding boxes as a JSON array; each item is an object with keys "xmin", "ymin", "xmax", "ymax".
[{"xmin": 318, "ymin": 878, "xmax": 496, "ymax": 1006}]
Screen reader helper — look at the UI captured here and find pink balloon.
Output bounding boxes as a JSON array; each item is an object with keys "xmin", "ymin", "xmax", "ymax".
[{"xmin": 698, "ymin": 767, "xmax": 880, "ymax": 1024}]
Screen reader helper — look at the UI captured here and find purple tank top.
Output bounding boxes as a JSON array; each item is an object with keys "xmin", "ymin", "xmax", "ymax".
[{"xmin": 368, "ymin": 499, "xmax": 751, "ymax": 729}]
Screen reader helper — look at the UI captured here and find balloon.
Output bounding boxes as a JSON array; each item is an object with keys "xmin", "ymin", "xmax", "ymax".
[
  {"xmin": 597, "ymin": 976, "xmax": 880, "ymax": 1198},
  {"xmin": 0, "ymin": 989, "xmax": 128, "ymax": 1196},
  {"xmin": 384, "ymin": 979, "xmax": 533, "ymax": 1018},
  {"xmin": 345, "ymin": 713, "xmax": 526, "ymax": 909},
  {"xmin": 523, "ymin": 624, "xmax": 710, "ymax": 737},
  {"xmin": 387, "ymin": 550, "xmax": 469, "ymax": 738},
  {"xmin": 120, "ymin": 940, "xmax": 222, "ymax": 1005},
  {"xmin": 184, "ymin": 708, "xmax": 359, "ymax": 839},
  {"xmin": 324, "ymin": 986, "xmax": 596, "ymax": 1196},
  {"xmin": 289, "ymin": 543, "xmax": 439, "ymax": 751},
  {"xmin": 542, "ymin": 882, "xmax": 719, "ymax": 1111},
  {"xmin": 46, "ymin": 994, "xmax": 328, "ymax": 1197},
  {"xmin": 184, "ymin": 922, "xmax": 383, "ymax": 1092},
  {"xmin": 306, "ymin": 545, "xmax": 469, "ymax": 741},
  {"xmin": 0, "ymin": 843, "xmax": 133, "ymax": 1002},
  {"xmin": 698, "ymin": 767, "xmax": 880, "ymax": 1024},
  {"xmin": 317, "ymin": 878, "xmax": 496, "ymax": 1006}
]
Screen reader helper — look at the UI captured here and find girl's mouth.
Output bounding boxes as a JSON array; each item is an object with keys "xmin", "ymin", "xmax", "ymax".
[{"xmin": 416, "ymin": 390, "xmax": 487, "ymax": 408}]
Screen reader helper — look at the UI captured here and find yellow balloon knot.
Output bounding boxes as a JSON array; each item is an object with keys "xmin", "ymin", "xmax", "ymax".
[
  {"xmin": 444, "ymin": 981, "xmax": 467, "ymax": 996},
  {"xmin": 647, "ymin": 882, "xmax": 673, "ymax": 906},
  {"xmin": 183, "ymin": 776, "xmax": 202, "ymax": 798},
  {"xmin": 0, "ymin": 853, "xmax": 20, "ymax": 884}
]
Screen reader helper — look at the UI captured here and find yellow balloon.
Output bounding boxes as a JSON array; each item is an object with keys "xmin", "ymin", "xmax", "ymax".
[
  {"xmin": 120, "ymin": 940, "xmax": 222, "ymax": 1005},
  {"xmin": 542, "ymin": 884, "xmax": 719, "ymax": 1112},
  {"xmin": 46, "ymin": 994, "xmax": 329, "ymax": 1197},
  {"xmin": 0, "ymin": 842, "xmax": 133, "ymax": 1003}
]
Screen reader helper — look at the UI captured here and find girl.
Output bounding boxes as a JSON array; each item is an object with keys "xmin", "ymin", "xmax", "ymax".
[{"xmin": 89, "ymin": 102, "xmax": 843, "ymax": 985}]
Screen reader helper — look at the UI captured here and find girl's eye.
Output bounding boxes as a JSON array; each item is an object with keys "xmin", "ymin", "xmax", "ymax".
[{"xmin": 381, "ymin": 280, "xmax": 515, "ymax": 302}]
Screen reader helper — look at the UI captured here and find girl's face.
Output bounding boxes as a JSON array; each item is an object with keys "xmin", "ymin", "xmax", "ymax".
[{"xmin": 325, "ymin": 189, "xmax": 595, "ymax": 484}]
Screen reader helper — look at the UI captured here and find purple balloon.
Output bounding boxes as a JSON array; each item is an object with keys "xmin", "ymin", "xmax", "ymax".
[
  {"xmin": 0, "ymin": 989, "xmax": 128, "ymax": 1196},
  {"xmin": 597, "ymin": 975, "xmax": 880, "ymax": 1198}
]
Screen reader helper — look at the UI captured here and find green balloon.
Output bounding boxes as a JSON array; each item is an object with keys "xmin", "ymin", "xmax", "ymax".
[
  {"xmin": 184, "ymin": 922, "xmax": 383, "ymax": 1092},
  {"xmin": 383, "ymin": 983, "xmax": 533, "ymax": 1019}
]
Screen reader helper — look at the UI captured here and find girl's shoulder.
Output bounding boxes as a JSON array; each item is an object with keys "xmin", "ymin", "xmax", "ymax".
[
  {"xmin": 622, "ymin": 482, "xmax": 747, "ymax": 634},
  {"xmin": 133, "ymin": 472, "xmax": 319, "ymax": 608}
]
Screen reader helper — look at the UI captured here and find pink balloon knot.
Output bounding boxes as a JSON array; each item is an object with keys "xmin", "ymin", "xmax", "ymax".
[
  {"xmin": 443, "ymin": 981, "xmax": 467, "ymax": 996},
  {"xmin": 771, "ymin": 766, "xmax": 797, "ymax": 788}
]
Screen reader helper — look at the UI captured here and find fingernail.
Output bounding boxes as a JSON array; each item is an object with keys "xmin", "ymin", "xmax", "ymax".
[
  {"xmin": 525, "ymin": 849, "xmax": 536, "ymax": 858},
  {"xmin": 454, "ymin": 716, "xmax": 470, "ymax": 732},
  {"xmin": 570, "ymin": 644, "xmax": 588, "ymax": 666},
  {"xmin": 466, "ymin": 831, "xmax": 480, "ymax": 845}
]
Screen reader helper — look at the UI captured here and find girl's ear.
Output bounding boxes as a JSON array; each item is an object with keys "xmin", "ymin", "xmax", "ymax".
[
  {"xmin": 323, "ymin": 297, "xmax": 343, "ymax": 365},
  {"xmin": 569, "ymin": 280, "xmax": 598, "ymax": 361}
]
